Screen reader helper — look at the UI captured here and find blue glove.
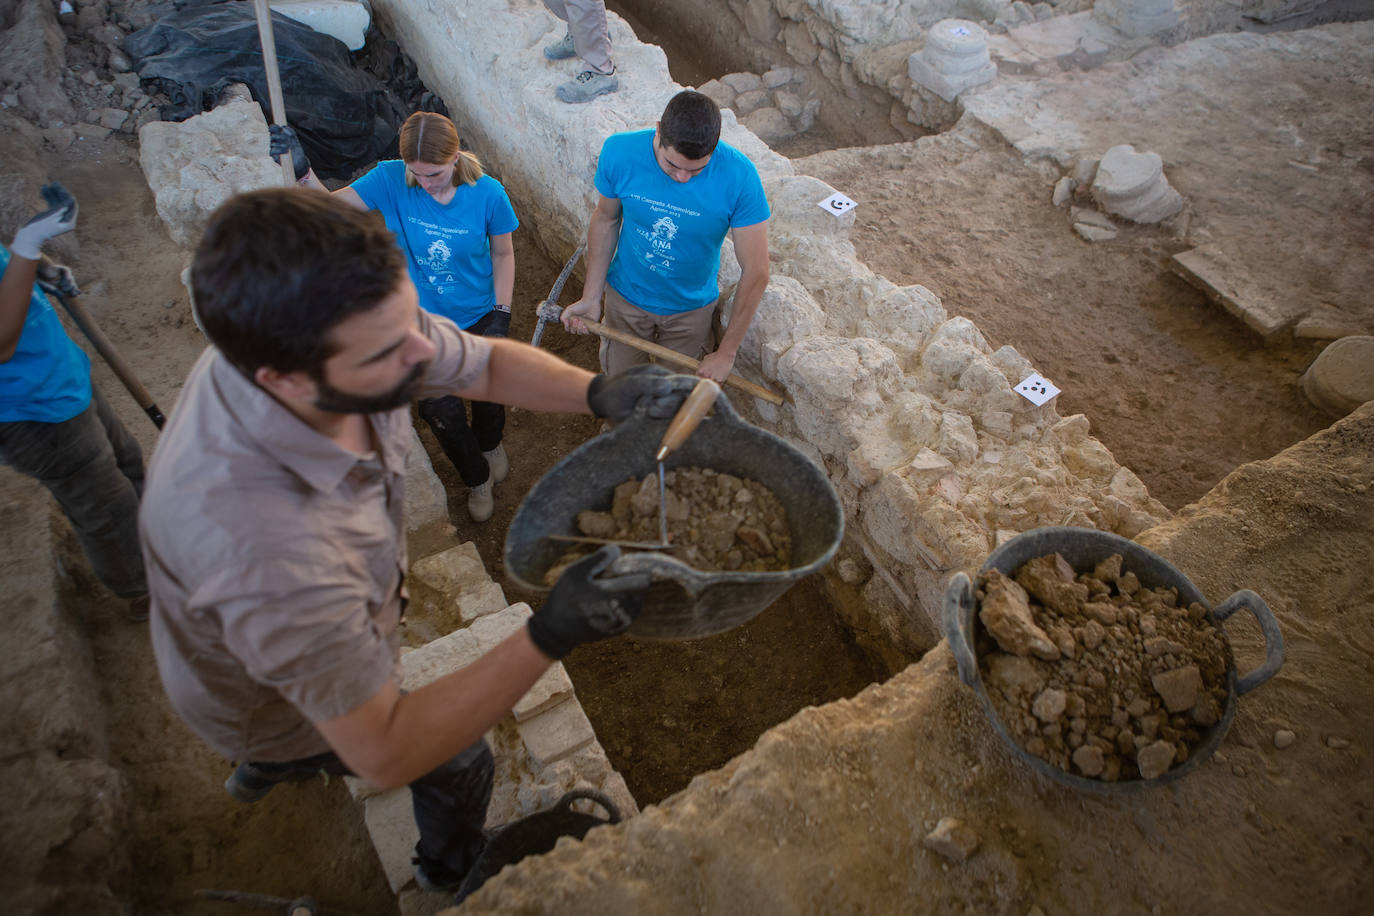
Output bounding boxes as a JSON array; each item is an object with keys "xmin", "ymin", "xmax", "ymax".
[{"xmin": 527, "ymin": 546, "xmax": 649, "ymax": 659}]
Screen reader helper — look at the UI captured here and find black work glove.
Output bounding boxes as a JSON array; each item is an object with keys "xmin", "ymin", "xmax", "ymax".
[
  {"xmin": 36, "ymin": 261, "xmax": 81, "ymax": 299},
  {"xmin": 586, "ymin": 364, "xmax": 692, "ymax": 422},
  {"xmin": 482, "ymin": 307, "xmax": 511, "ymax": 339},
  {"xmin": 268, "ymin": 124, "xmax": 311, "ymax": 179},
  {"xmin": 527, "ymin": 546, "xmax": 650, "ymax": 660}
]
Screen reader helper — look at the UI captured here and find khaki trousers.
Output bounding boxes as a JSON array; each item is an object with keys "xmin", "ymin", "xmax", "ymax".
[{"xmin": 600, "ymin": 285, "xmax": 716, "ymax": 376}]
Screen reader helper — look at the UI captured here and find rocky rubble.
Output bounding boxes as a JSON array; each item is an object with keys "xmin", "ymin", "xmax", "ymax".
[
  {"xmin": 546, "ymin": 467, "xmax": 793, "ymax": 580},
  {"xmin": 977, "ymin": 552, "xmax": 1231, "ymax": 781}
]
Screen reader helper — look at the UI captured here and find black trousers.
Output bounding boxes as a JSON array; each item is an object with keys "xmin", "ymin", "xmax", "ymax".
[
  {"xmin": 0, "ymin": 384, "xmax": 146, "ymax": 596},
  {"xmin": 246, "ymin": 738, "xmax": 494, "ymax": 876},
  {"xmin": 418, "ymin": 309, "xmax": 509, "ymax": 488}
]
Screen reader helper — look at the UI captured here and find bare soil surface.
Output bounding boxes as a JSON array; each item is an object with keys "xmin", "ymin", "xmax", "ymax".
[{"xmin": 796, "ymin": 121, "xmax": 1334, "ymax": 511}]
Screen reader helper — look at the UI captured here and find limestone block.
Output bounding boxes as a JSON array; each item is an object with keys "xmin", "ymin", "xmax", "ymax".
[
  {"xmin": 958, "ymin": 357, "xmax": 1020, "ymax": 413},
  {"xmin": 763, "ymin": 66, "xmax": 797, "ymax": 89},
  {"xmin": 404, "ymin": 429, "xmax": 448, "ymax": 534},
  {"xmin": 513, "ymin": 662, "xmax": 575, "ymax": 722},
  {"xmin": 743, "ymin": 0, "xmax": 782, "ymax": 43},
  {"xmin": 696, "ymin": 78, "xmax": 736, "ymax": 111},
  {"xmin": 400, "ymin": 628, "xmax": 483, "ymax": 691},
  {"xmin": 0, "ymin": 2, "xmax": 75, "ymax": 125},
  {"xmin": 740, "ymin": 275, "xmax": 826, "ymax": 378},
  {"xmin": 734, "ymin": 88, "xmax": 770, "ymax": 115},
  {"xmin": 468, "ymin": 602, "xmax": 533, "ymax": 653},
  {"xmin": 909, "ymin": 20, "xmax": 998, "ymax": 103},
  {"xmin": 858, "ymin": 285, "xmax": 947, "ymax": 361},
  {"xmin": 920, "ymin": 317, "xmax": 992, "ymax": 384},
  {"xmin": 777, "ymin": 337, "xmax": 904, "ymax": 455},
  {"xmin": 97, "ymin": 107, "xmax": 128, "ymax": 130},
  {"xmin": 721, "ymin": 72, "xmax": 764, "ymax": 94},
  {"xmin": 1094, "ymin": 0, "xmax": 1179, "ymax": 38},
  {"xmin": 781, "ymin": 20, "xmax": 820, "ymax": 65},
  {"xmin": 1075, "ymin": 222, "xmax": 1118, "ymax": 242},
  {"xmin": 138, "ymin": 100, "xmax": 279, "ymax": 247},
  {"xmin": 1090, "ymin": 144, "xmax": 1183, "ymax": 224},
  {"xmin": 743, "ymin": 107, "xmax": 795, "ymax": 147},
  {"xmin": 364, "ymin": 788, "xmax": 419, "ymax": 893},
  {"xmin": 1301, "ymin": 336, "xmax": 1374, "ymax": 418},
  {"xmin": 937, "ymin": 412, "xmax": 980, "ymax": 464},
  {"xmin": 765, "ymin": 174, "xmax": 855, "ymax": 243},
  {"xmin": 861, "ymin": 472, "xmax": 990, "ymax": 585},
  {"xmin": 409, "ymin": 542, "xmax": 507, "ymax": 623},
  {"xmin": 517, "ymin": 700, "xmax": 597, "ymax": 768},
  {"xmin": 891, "ymin": 391, "xmax": 943, "ymax": 447},
  {"xmin": 270, "ymin": 0, "xmax": 371, "ymax": 51},
  {"xmin": 1052, "ymin": 176, "xmax": 1075, "ymax": 207},
  {"xmin": 773, "ymin": 89, "xmax": 805, "ymax": 119}
]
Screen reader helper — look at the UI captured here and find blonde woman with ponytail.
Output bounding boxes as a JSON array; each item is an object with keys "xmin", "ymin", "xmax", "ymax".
[{"xmin": 278, "ymin": 111, "xmax": 519, "ymax": 523}]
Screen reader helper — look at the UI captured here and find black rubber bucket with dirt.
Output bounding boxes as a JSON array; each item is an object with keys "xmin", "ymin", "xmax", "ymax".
[
  {"xmin": 943, "ymin": 526, "xmax": 1284, "ymax": 792},
  {"xmin": 504, "ymin": 387, "xmax": 843, "ymax": 639},
  {"xmin": 453, "ymin": 789, "xmax": 620, "ymax": 904}
]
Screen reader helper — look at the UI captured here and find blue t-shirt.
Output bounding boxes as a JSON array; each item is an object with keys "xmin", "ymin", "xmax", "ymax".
[
  {"xmin": 596, "ymin": 130, "xmax": 769, "ymax": 315},
  {"xmin": 351, "ymin": 161, "xmax": 519, "ymax": 330},
  {"xmin": 0, "ymin": 244, "xmax": 91, "ymax": 424}
]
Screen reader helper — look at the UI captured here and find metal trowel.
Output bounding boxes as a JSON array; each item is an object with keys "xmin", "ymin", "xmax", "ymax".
[{"xmin": 550, "ymin": 377, "xmax": 722, "ymax": 550}]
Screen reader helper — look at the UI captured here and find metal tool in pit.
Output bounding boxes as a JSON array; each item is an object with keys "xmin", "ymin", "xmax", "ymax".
[{"xmin": 530, "ymin": 242, "xmax": 585, "ymax": 347}]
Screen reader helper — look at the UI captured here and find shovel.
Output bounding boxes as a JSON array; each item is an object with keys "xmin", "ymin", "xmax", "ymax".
[{"xmin": 546, "ymin": 377, "xmax": 721, "ymax": 551}]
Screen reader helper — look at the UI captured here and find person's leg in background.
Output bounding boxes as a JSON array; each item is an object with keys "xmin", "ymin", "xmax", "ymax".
[
  {"xmin": 542, "ymin": 0, "xmax": 619, "ymax": 103},
  {"xmin": 466, "ymin": 310, "xmax": 509, "ymax": 489},
  {"xmin": 409, "ymin": 738, "xmax": 495, "ymax": 891},
  {"xmin": 226, "ymin": 741, "xmax": 495, "ymax": 893},
  {"xmin": 0, "ymin": 393, "xmax": 147, "ymax": 607}
]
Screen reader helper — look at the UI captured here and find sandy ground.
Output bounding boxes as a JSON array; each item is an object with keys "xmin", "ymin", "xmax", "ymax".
[{"xmin": 10, "ymin": 8, "xmax": 1368, "ymax": 913}]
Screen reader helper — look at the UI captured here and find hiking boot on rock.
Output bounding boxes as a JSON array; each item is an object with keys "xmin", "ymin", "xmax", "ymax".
[
  {"xmin": 543, "ymin": 31, "xmax": 576, "ymax": 60},
  {"xmin": 557, "ymin": 68, "xmax": 618, "ymax": 104}
]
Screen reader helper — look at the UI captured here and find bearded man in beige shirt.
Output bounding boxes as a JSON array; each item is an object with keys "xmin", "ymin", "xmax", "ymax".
[{"xmin": 139, "ymin": 188, "xmax": 689, "ymax": 893}]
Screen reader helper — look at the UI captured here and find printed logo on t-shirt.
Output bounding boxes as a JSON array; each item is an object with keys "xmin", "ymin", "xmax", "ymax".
[
  {"xmin": 634, "ymin": 211, "xmax": 686, "ymax": 274},
  {"xmin": 408, "ymin": 217, "xmax": 471, "ymax": 295}
]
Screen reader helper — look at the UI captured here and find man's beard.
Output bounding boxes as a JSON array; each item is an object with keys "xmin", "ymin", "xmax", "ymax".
[{"xmin": 312, "ymin": 362, "xmax": 429, "ymax": 414}]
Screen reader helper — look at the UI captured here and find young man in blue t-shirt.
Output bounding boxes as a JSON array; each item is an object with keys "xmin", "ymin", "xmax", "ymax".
[
  {"xmin": 560, "ymin": 90, "xmax": 770, "ymax": 383},
  {"xmin": 0, "ymin": 186, "xmax": 147, "ymax": 618}
]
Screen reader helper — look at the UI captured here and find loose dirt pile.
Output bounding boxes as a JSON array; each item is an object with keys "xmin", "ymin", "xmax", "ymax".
[
  {"xmin": 977, "ymin": 552, "xmax": 1231, "ymax": 782},
  {"xmin": 546, "ymin": 467, "xmax": 792, "ymax": 581}
]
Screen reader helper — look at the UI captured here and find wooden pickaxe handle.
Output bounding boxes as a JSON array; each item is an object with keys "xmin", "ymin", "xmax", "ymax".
[
  {"xmin": 580, "ymin": 318, "xmax": 784, "ymax": 406},
  {"xmin": 42, "ymin": 257, "xmax": 164, "ymax": 429}
]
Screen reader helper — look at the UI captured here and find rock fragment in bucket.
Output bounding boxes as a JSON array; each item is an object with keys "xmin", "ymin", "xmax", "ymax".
[
  {"xmin": 543, "ymin": 467, "xmax": 792, "ymax": 583},
  {"xmin": 975, "ymin": 552, "xmax": 1232, "ymax": 783}
]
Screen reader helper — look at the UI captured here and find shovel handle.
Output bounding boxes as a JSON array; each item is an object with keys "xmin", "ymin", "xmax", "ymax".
[
  {"xmin": 657, "ymin": 378, "xmax": 720, "ymax": 461},
  {"xmin": 581, "ymin": 318, "xmax": 784, "ymax": 406}
]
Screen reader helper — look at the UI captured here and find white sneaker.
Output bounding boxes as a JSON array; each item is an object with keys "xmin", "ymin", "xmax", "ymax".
[
  {"xmin": 467, "ymin": 480, "xmax": 494, "ymax": 523},
  {"xmin": 483, "ymin": 443, "xmax": 509, "ymax": 484}
]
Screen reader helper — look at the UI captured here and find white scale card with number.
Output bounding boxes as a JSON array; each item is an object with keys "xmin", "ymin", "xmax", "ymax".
[
  {"xmin": 1015, "ymin": 372, "xmax": 1061, "ymax": 406},
  {"xmin": 818, "ymin": 192, "xmax": 857, "ymax": 216}
]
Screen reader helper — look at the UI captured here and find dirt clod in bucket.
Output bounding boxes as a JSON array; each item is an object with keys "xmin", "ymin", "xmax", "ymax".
[
  {"xmin": 975, "ymin": 552, "xmax": 1232, "ymax": 782},
  {"xmin": 544, "ymin": 467, "xmax": 792, "ymax": 583}
]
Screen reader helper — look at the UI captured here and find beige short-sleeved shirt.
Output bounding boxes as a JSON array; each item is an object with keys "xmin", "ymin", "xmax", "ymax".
[{"xmin": 141, "ymin": 310, "xmax": 491, "ymax": 762}]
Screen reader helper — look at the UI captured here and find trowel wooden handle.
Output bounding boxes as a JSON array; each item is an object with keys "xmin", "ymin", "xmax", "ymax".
[
  {"xmin": 581, "ymin": 318, "xmax": 784, "ymax": 405},
  {"xmin": 657, "ymin": 378, "xmax": 720, "ymax": 461}
]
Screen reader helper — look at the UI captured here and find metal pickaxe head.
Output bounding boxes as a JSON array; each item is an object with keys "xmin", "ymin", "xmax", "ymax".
[{"xmin": 530, "ymin": 242, "xmax": 585, "ymax": 348}]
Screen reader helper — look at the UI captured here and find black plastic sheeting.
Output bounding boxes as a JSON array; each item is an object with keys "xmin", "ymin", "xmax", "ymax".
[{"xmin": 124, "ymin": 1, "xmax": 405, "ymax": 178}]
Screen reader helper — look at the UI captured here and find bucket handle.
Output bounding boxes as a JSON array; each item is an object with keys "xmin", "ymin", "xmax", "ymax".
[
  {"xmin": 1211, "ymin": 589, "xmax": 1284, "ymax": 695},
  {"xmin": 555, "ymin": 788, "xmax": 621, "ymax": 825},
  {"xmin": 942, "ymin": 572, "xmax": 979, "ymax": 687}
]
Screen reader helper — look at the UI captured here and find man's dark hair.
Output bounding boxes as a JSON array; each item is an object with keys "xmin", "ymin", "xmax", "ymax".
[
  {"xmin": 191, "ymin": 188, "xmax": 406, "ymax": 378},
  {"xmin": 658, "ymin": 90, "xmax": 721, "ymax": 160}
]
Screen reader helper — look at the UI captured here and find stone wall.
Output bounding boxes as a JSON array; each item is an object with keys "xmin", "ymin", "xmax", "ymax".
[{"xmin": 368, "ymin": 0, "xmax": 1169, "ymax": 657}]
